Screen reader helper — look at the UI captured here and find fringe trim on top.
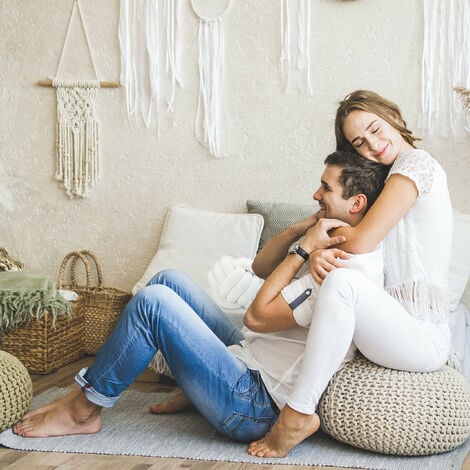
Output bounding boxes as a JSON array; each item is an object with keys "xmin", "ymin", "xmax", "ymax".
[{"xmin": 385, "ymin": 280, "xmax": 449, "ymax": 323}]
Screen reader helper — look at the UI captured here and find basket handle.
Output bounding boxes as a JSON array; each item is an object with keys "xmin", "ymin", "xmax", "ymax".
[
  {"xmin": 58, "ymin": 251, "xmax": 92, "ymax": 289},
  {"xmin": 77, "ymin": 250, "xmax": 103, "ymax": 288}
]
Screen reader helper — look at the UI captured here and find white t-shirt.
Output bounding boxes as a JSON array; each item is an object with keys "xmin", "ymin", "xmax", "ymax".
[
  {"xmin": 229, "ymin": 246, "xmax": 383, "ymax": 409},
  {"xmin": 383, "ymin": 149, "xmax": 452, "ymax": 323}
]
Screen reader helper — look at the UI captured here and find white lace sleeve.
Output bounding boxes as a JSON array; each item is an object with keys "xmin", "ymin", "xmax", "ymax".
[{"xmin": 387, "ymin": 149, "xmax": 436, "ymax": 197}]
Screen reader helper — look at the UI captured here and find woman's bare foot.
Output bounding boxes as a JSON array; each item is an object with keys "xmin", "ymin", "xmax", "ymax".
[
  {"xmin": 149, "ymin": 388, "xmax": 194, "ymax": 414},
  {"xmin": 13, "ymin": 389, "xmax": 102, "ymax": 438},
  {"xmin": 247, "ymin": 405, "xmax": 320, "ymax": 458}
]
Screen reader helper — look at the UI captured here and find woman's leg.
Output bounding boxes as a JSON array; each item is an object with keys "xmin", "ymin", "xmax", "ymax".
[
  {"xmin": 15, "ymin": 269, "xmax": 277, "ymax": 442},
  {"xmin": 289, "ymin": 269, "xmax": 450, "ymax": 414},
  {"xmin": 250, "ymin": 268, "xmax": 451, "ymax": 457}
]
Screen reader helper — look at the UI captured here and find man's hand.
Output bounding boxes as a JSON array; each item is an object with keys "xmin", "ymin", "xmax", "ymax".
[
  {"xmin": 309, "ymin": 248, "xmax": 350, "ymax": 284},
  {"xmin": 290, "ymin": 209, "xmax": 325, "ymax": 239}
]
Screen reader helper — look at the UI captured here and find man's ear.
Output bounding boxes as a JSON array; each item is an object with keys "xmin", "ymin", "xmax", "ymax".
[{"xmin": 350, "ymin": 194, "xmax": 368, "ymax": 214}]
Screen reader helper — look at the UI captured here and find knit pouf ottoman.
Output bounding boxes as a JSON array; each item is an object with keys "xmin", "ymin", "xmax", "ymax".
[
  {"xmin": 318, "ymin": 355, "xmax": 470, "ymax": 456},
  {"xmin": 0, "ymin": 350, "xmax": 33, "ymax": 432}
]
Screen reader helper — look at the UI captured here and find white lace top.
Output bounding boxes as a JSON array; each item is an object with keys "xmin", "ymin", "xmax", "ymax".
[{"xmin": 383, "ymin": 149, "xmax": 453, "ymax": 323}]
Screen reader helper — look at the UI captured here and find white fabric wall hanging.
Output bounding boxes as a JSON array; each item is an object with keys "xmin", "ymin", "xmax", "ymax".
[
  {"xmin": 191, "ymin": 0, "xmax": 231, "ymax": 158},
  {"xmin": 280, "ymin": 0, "xmax": 312, "ymax": 96},
  {"xmin": 420, "ymin": 0, "xmax": 470, "ymax": 135},
  {"xmin": 38, "ymin": 0, "xmax": 119, "ymax": 199},
  {"xmin": 119, "ymin": 0, "xmax": 182, "ymax": 130}
]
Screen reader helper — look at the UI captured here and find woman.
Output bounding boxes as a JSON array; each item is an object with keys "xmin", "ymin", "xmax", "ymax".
[{"xmin": 247, "ymin": 90, "xmax": 453, "ymax": 457}]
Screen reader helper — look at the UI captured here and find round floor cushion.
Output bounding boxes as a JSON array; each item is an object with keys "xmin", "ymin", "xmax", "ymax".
[
  {"xmin": 318, "ymin": 355, "xmax": 470, "ymax": 456},
  {"xmin": 0, "ymin": 350, "xmax": 33, "ymax": 432}
]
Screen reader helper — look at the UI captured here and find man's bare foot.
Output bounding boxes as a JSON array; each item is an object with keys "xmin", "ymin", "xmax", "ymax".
[
  {"xmin": 13, "ymin": 389, "xmax": 102, "ymax": 438},
  {"xmin": 21, "ymin": 389, "xmax": 82, "ymax": 420},
  {"xmin": 149, "ymin": 388, "xmax": 194, "ymax": 414},
  {"xmin": 247, "ymin": 405, "xmax": 320, "ymax": 458}
]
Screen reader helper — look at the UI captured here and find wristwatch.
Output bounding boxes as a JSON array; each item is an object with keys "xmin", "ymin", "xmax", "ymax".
[{"xmin": 288, "ymin": 241, "xmax": 309, "ymax": 262}]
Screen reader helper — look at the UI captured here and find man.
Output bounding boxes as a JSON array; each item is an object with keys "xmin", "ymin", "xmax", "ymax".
[{"xmin": 14, "ymin": 151, "xmax": 388, "ymax": 461}]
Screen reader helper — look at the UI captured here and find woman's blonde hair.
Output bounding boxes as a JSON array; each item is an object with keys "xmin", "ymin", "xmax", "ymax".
[{"xmin": 334, "ymin": 90, "xmax": 420, "ymax": 152}]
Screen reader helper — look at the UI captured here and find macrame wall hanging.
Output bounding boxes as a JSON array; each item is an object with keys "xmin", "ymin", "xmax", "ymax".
[
  {"xmin": 38, "ymin": 0, "xmax": 119, "ymax": 198},
  {"xmin": 280, "ymin": 0, "xmax": 313, "ymax": 96},
  {"xmin": 191, "ymin": 0, "xmax": 231, "ymax": 158},
  {"xmin": 119, "ymin": 0, "xmax": 182, "ymax": 131},
  {"xmin": 420, "ymin": 0, "xmax": 470, "ymax": 135}
]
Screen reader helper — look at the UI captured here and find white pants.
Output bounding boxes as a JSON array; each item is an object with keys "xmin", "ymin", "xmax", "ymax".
[{"xmin": 287, "ymin": 269, "xmax": 451, "ymax": 415}]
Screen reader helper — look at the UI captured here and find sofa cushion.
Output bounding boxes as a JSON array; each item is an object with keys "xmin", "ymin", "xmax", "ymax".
[
  {"xmin": 246, "ymin": 200, "xmax": 314, "ymax": 250},
  {"xmin": 132, "ymin": 205, "xmax": 264, "ymax": 296}
]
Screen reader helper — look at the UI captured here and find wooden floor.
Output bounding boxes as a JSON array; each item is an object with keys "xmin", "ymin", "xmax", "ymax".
[{"xmin": 1, "ymin": 357, "xmax": 469, "ymax": 470}]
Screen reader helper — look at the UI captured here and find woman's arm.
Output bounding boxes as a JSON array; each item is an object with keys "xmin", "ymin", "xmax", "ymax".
[
  {"xmin": 328, "ymin": 174, "xmax": 418, "ymax": 253},
  {"xmin": 252, "ymin": 211, "xmax": 322, "ymax": 279}
]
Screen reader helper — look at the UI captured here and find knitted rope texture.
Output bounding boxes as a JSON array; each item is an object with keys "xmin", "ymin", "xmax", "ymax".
[
  {"xmin": 318, "ymin": 355, "xmax": 470, "ymax": 456},
  {"xmin": 0, "ymin": 350, "xmax": 32, "ymax": 432},
  {"xmin": 53, "ymin": 79, "xmax": 100, "ymax": 198}
]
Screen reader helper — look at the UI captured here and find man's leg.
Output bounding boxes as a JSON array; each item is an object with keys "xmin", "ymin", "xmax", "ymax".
[{"xmin": 15, "ymin": 270, "xmax": 277, "ymax": 442}]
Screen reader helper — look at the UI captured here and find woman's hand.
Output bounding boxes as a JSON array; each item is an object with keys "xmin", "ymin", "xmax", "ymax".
[
  {"xmin": 309, "ymin": 248, "xmax": 350, "ymax": 284},
  {"xmin": 302, "ymin": 218, "xmax": 349, "ymax": 253}
]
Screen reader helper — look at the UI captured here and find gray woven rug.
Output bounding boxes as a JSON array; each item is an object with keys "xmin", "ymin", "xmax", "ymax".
[{"xmin": 0, "ymin": 387, "xmax": 468, "ymax": 469}]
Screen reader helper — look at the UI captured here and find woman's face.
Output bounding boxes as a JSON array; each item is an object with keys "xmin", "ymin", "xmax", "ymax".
[{"xmin": 341, "ymin": 110, "xmax": 412, "ymax": 165}]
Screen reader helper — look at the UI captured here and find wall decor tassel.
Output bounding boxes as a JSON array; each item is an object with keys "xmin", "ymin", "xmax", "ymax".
[
  {"xmin": 119, "ymin": 0, "xmax": 182, "ymax": 130},
  {"xmin": 420, "ymin": 0, "xmax": 470, "ymax": 135},
  {"xmin": 280, "ymin": 0, "xmax": 313, "ymax": 96},
  {"xmin": 53, "ymin": 79, "xmax": 100, "ymax": 198},
  {"xmin": 50, "ymin": 0, "xmax": 104, "ymax": 198},
  {"xmin": 191, "ymin": 0, "xmax": 231, "ymax": 159}
]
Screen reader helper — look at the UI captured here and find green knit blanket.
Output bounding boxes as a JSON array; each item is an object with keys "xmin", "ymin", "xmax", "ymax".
[{"xmin": 0, "ymin": 272, "xmax": 72, "ymax": 334}]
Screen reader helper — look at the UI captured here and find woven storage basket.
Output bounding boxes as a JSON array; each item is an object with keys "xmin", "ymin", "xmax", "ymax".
[
  {"xmin": 318, "ymin": 354, "xmax": 470, "ymax": 456},
  {"xmin": 59, "ymin": 250, "xmax": 131, "ymax": 355},
  {"xmin": 0, "ymin": 298, "xmax": 83, "ymax": 374},
  {"xmin": 0, "ymin": 350, "xmax": 33, "ymax": 431}
]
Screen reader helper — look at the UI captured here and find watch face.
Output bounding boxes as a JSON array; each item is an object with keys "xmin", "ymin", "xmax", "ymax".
[
  {"xmin": 289, "ymin": 241, "xmax": 300, "ymax": 255},
  {"xmin": 289, "ymin": 241, "xmax": 308, "ymax": 261}
]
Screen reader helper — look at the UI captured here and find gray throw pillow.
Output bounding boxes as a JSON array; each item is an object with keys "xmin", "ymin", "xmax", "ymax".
[{"xmin": 246, "ymin": 200, "xmax": 315, "ymax": 250}]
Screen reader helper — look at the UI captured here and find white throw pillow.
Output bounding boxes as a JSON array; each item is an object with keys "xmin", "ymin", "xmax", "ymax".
[
  {"xmin": 132, "ymin": 205, "xmax": 264, "ymax": 297},
  {"xmin": 449, "ymin": 210, "xmax": 470, "ymax": 312}
]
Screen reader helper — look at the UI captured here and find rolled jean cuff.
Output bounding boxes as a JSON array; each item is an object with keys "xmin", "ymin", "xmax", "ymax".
[{"xmin": 74, "ymin": 367, "xmax": 119, "ymax": 408}]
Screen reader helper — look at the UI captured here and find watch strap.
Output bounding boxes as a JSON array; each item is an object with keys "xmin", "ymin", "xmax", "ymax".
[{"xmin": 293, "ymin": 244, "xmax": 309, "ymax": 262}]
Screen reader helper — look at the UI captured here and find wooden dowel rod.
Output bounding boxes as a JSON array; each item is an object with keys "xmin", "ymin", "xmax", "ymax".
[
  {"xmin": 454, "ymin": 87, "xmax": 470, "ymax": 96},
  {"xmin": 37, "ymin": 79, "xmax": 121, "ymax": 88}
]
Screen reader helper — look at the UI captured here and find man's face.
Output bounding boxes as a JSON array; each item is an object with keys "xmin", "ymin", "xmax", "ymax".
[{"xmin": 313, "ymin": 165, "xmax": 354, "ymax": 223}]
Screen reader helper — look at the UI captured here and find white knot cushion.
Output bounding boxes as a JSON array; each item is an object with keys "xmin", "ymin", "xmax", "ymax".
[
  {"xmin": 318, "ymin": 355, "xmax": 470, "ymax": 456},
  {"xmin": 208, "ymin": 255, "xmax": 263, "ymax": 310}
]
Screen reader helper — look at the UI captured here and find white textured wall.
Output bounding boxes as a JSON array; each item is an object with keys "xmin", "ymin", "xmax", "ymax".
[{"xmin": 1, "ymin": 0, "xmax": 469, "ymax": 303}]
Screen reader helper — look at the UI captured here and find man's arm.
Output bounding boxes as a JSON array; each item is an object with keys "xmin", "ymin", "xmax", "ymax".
[
  {"xmin": 252, "ymin": 212, "xmax": 321, "ymax": 279},
  {"xmin": 245, "ymin": 254, "xmax": 304, "ymax": 332},
  {"xmin": 245, "ymin": 218, "xmax": 348, "ymax": 332}
]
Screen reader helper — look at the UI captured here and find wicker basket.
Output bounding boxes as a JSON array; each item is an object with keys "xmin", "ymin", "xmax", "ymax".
[
  {"xmin": 59, "ymin": 250, "xmax": 132, "ymax": 355},
  {"xmin": 0, "ymin": 298, "xmax": 84, "ymax": 374}
]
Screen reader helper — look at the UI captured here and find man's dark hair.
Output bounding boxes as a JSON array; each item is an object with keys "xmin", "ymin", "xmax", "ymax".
[{"xmin": 324, "ymin": 151, "xmax": 390, "ymax": 209}]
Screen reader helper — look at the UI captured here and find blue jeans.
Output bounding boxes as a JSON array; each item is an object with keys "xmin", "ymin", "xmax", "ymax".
[{"xmin": 75, "ymin": 269, "xmax": 278, "ymax": 442}]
